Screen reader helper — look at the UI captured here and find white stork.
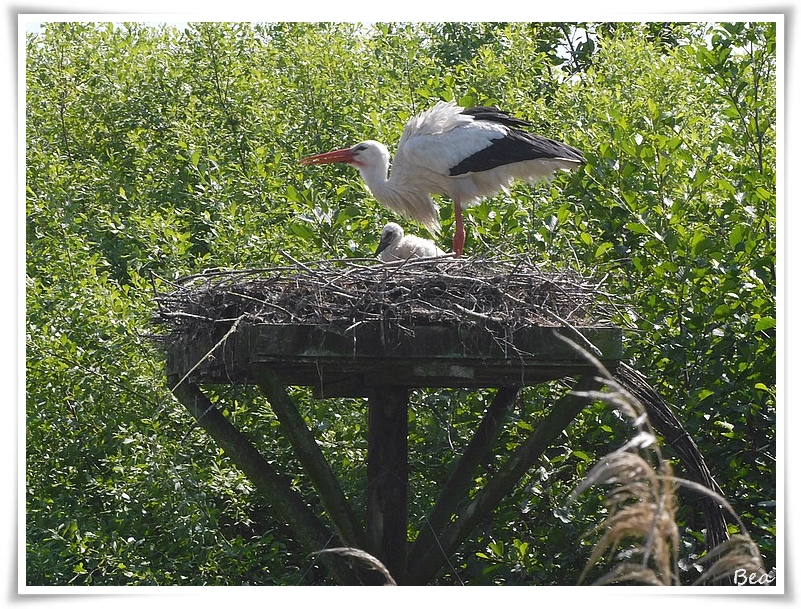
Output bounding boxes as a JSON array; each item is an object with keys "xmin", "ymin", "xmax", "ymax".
[
  {"xmin": 300, "ymin": 100, "xmax": 585, "ymax": 256},
  {"xmin": 375, "ymin": 222, "xmax": 447, "ymax": 262}
]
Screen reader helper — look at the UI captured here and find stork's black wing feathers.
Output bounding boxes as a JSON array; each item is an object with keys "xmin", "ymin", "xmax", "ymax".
[
  {"xmin": 449, "ymin": 130, "xmax": 585, "ymax": 176},
  {"xmin": 460, "ymin": 106, "xmax": 533, "ymax": 129},
  {"xmin": 451, "ymin": 106, "xmax": 585, "ymax": 176}
]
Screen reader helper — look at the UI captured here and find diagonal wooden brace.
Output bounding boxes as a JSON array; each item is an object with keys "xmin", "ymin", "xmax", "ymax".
[
  {"xmin": 169, "ymin": 378, "xmax": 362, "ymax": 584},
  {"xmin": 408, "ymin": 386, "xmax": 520, "ymax": 569},
  {"xmin": 254, "ymin": 366, "xmax": 368, "ymax": 551},
  {"xmin": 405, "ymin": 374, "xmax": 602, "ymax": 585}
]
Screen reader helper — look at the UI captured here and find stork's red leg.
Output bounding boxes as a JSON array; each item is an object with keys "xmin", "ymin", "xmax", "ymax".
[{"xmin": 453, "ymin": 202, "xmax": 465, "ymax": 257}]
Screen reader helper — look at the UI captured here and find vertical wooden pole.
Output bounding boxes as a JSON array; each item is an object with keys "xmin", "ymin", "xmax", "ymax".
[{"xmin": 367, "ymin": 386, "xmax": 409, "ymax": 584}]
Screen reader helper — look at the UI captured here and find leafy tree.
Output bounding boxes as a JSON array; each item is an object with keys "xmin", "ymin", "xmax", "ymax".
[{"xmin": 26, "ymin": 21, "xmax": 776, "ymax": 585}]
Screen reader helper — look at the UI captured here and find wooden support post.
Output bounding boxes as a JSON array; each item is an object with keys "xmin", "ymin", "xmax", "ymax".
[
  {"xmin": 405, "ymin": 374, "xmax": 602, "ymax": 585},
  {"xmin": 367, "ymin": 386, "xmax": 409, "ymax": 584}
]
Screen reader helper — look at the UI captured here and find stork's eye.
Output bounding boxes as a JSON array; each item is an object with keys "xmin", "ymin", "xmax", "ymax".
[{"xmin": 354, "ymin": 145, "xmax": 367, "ymax": 152}]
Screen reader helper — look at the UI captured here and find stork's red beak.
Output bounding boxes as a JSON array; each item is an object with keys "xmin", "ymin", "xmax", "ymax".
[{"xmin": 300, "ymin": 146, "xmax": 357, "ymax": 166}]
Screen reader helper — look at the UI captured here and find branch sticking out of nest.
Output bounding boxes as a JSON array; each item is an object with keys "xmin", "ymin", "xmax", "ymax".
[{"xmin": 153, "ymin": 254, "xmax": 618, "ymax": 344}]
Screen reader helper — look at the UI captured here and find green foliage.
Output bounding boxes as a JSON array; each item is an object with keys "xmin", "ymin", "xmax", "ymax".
[{"xmin": 26, "ymin": 21, "xmax": 776, "ymax": 585}]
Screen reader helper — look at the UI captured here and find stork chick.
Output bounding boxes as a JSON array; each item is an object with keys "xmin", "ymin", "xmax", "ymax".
[{"xmin": 375, "ymin": 222, "xmax": 446, "ymax": 262}]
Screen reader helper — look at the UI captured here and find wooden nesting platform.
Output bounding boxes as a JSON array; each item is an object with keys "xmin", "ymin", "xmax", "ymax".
[
  {"xmin": 166, "ymin": 321, "xmax": 621, "ymax": 396},
  {"xmin": 155, "ymin": 255, "xmax": 624, "ymax": 584},
  {"xmin": 158, "ymin": 255, "xmax": 622, "ymax": 394}
]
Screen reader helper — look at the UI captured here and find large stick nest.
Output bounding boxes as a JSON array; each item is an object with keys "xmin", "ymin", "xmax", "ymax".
[{"xmin": 153, "ymin": 254, "xmax": 618, "ymax": 346}]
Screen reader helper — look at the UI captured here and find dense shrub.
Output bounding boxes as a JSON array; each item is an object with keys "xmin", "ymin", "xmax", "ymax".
[{"xmin": 26, "ymin": 21, "xmax": 776, "ymax": 585}]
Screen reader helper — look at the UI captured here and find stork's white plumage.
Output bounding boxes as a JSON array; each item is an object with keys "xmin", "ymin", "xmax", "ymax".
[
  {"xmin": 375, "ymin": 222, "xmax": 447, "ymax": 262},
  {"xmin": 301, "ymin": 100, "xmax": 585, "ymax": 256}
]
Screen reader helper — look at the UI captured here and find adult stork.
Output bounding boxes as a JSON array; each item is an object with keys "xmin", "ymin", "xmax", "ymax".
[
  {"xmin": 375, "ymin": 222, "xmax": 447, "ymax": 262},
  {"xmin": 300, "ymin": 100, "xmax": 585, "ymax": 256}
]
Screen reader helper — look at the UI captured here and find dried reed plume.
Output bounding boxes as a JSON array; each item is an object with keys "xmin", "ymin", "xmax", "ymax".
[{"xmin": 567, "ymin": 348, "xmax": 768, "ymax": 586}]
